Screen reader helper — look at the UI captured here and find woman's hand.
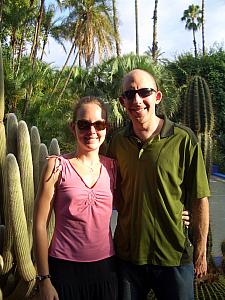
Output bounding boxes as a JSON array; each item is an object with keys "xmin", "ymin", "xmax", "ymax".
[
  {"xmin": 182, "ymin": 210, "xmax": 190, "ymax": 227},
  {"xmin": 38, "ymin": 279, "xmax": 59, "ymax": 300}
]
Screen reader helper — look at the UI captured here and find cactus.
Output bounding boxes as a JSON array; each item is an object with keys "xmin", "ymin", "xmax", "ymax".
[
  {"xmin": 221, "ymin": 240, "xmax": 225, "ymax": 274},
  {"xmin": 0, "ymin": 43, "xmax": 62, "ymax": 298},
  {"xmin": 5, "ymin": 278, "xmax": 36, "ymax": 300},
  {"xmin": 6, "ymin": 113, "xmax": 18, "ymax": 156},
  {"xmin": 6, "ymin": 153, "xmax": 36, "ymax": 282},
  {"xmin": 30, "ymin": 126, "xmax": 41, "ymax": 196},
  {"xmin": 183, "ymin": 75, "xmax": 214, "ymax": 177},
  {"xmin": 17, "ymin": 121, "xmax": 35, "ymax": 250},
  {"xmin": 2, "ymin": 273, "xmax": 16, "ymax": 297},
  {"xmin": 194, "ymin": 275, "xmax": 225, "ymax": 299},
  {"xmin": 0, "ymin": 255, "xmax": 3, "ymax": 273},
  {"xmin": 0, "ymin": 42, "xmax": 6, "ymax": 229},
  {"xmin": 0, "ymin": 123, "xmax": 6, "ymax": 224},
  {"xmin": 183, "ymin": 75, "xmax": 225, "ymax": 298},
  {"xmin": 0, "ymin": 42, "xmax": 4, "ymax": 123},
  {"xmin": 49, "ymin": 137, "xmax": 60, "ymax": 156},
  {"xmin": 0, "ymin": 225, "xmax": 5, "ymax": 254},
  {"xmin": 39, "ymin": 143, "xmax": 48, "ymax": 179}
]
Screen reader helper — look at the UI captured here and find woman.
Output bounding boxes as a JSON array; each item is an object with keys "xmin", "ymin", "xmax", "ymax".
[{"xmin": 33, "ymin": 96, "xmax": 118, "ymax": 300}]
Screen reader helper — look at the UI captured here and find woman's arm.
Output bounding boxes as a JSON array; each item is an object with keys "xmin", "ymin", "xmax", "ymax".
[{"xmin": 33, "ymin": 157, "xmax": 60, "ymax": 300}]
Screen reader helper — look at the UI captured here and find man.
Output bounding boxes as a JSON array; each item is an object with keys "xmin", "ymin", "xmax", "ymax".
[{"xmin": 108, "ymin": 69, "xmax": 210, "ymax": 300}]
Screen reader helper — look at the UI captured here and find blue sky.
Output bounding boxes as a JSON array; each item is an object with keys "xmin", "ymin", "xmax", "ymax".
[{"xmin": 43, "ymin": 0, "xmax": 225, "ymax": 67}]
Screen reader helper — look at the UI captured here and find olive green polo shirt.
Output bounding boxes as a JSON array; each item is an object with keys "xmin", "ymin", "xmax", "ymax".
[{"xmin": 108, "ymin": 117, "xmax": 210, "ymax": 266}]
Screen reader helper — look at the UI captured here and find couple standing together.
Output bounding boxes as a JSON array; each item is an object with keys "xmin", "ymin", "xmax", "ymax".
[{"xmin": 34, "ymin": 69, "xmax": 210, "ymax": 300}]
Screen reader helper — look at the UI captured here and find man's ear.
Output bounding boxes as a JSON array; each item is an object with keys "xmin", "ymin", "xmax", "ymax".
[
  {"xmin": 155, "ymin": 91, "xmax": 162, "ymax": 104},
  {"xmin": 119, "ymin": 95, "xmax": 126, "ymax": 107}
]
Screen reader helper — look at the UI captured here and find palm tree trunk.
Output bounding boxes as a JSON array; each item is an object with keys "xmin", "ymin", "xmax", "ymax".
[
  {"xmin": 11, "ymin": 29, "xmax": 17, "ymax": 73},
  {"xmin": 202, "ymin": 0, "xmax": 206, "ymax": 55},
  {"xmin": 40, "ymin": 36, "xmax": 47, "ymax": 61},
  {"xmin": 51, "ymin": 41, "xmax": 76, "ymax": 96},
  {"xmin": 30, "ymin": 0, "xmax": 45, "ymax": 66},
  {"xmin": 57, "ymin": 51, "xmax": 79, "ymax": 104},
  {"xmin": 112, "ymin": 0, "xmax": 121, "ymax": 57},
  {"xmin": 0, "ymin": 0, "xmax": 3, "ymax": 43},
  {"xmin": 15, "ymin": 33, "xmax": 25, "ymax": 76},
  {"xmin": 193, "ymin": 28, "xmax": 197, "ymax": 58},
  {"xmin": 152, "ymin": 0, "xmax": 158, "ymax": 61},
  {"xmin": 135, "ymin": 0, "xmax": 139, "ymax": 55}
]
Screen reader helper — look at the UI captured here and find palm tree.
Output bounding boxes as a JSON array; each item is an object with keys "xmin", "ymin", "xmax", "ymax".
[
  {"xmin": 145, "ymin": 45, "xmax": 165, "ymax": 63},
  {"xmin": 62, "ymin": 0, "xmax": 116, "ymax": 68},
  {"xmin": 201, "ymin": 0, "xmax": 206, "ymax": 55},
  {"xmin": 40, "ymin": 4, "xmax": 61, "ymax": 61},
  {"xmin": 112, "ymin": 0, "xmax": 121, "ymax": 57},
  {"xmin": 2, "ymin": 1, "xmax": 35, "ymax": 72},
  {"xmin": 152, "ymin": 0, "xmax": 158, "ymax": 62},
  {"xmin": 181, "ymin": 4, "xmax": 202, "ymax": 58},
  {"xmin": 135, "ymin": 0, "xmax": 139, "ymax": 55},
  {"xmin": 30, "ymin": 0, "xmax": 45, "ymax": 67}
]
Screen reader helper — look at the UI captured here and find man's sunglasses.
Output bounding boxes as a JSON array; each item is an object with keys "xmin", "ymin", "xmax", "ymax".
[
  {"xmin": 122, "ymin": 88, "xmax": 156, "ymax": 101},
  {"xmin": 76, "ymin": 119, "xmax": 107, "ymax": 131}
]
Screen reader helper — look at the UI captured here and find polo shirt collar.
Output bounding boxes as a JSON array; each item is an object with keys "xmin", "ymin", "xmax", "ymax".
[{"xmin": 124, "ymin": 115, "xmax": 174, "ymax": 139}]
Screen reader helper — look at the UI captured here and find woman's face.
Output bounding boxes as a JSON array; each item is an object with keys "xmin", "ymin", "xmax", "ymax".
[{"xmin": 72, "ymin": 103, "xmax": 107, "ymax": 152}]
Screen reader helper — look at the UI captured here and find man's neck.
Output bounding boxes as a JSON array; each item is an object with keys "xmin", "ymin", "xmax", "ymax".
[{"xmin": 132, "ymin": 116, "xmax": 164, "ymax": 141}]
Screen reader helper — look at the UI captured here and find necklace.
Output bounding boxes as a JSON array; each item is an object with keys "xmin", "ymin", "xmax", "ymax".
[{"xmin": 75, "ymin": 157, "xmax": 100, "ymax": 173}]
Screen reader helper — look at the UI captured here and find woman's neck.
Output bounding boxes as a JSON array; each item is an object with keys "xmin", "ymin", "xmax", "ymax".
[{"xmin": 74, "ymin": 149, "xmax": 100, "ymax": 163}]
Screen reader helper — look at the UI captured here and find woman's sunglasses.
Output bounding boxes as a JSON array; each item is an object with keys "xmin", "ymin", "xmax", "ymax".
[
  {"xmin": 76, "ymin": 119, "xmax": 107, "ymax": 131},
  {"xmin": 122, "ymin": 88, "xmax": 156, "ymax": 101}
]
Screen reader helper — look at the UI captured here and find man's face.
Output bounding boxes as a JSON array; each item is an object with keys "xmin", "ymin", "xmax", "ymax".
[{"xmin": 121, "ymin": 70, "xmax": 162, "ymax": 126}]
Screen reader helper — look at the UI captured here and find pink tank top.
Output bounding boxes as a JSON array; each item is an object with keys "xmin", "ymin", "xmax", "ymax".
[{"xmin": 48, "ymin": 155, "xmax": 116, "ymax": 262}]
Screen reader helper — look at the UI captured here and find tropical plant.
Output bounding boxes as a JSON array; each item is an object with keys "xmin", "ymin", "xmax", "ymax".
[
  {"xmin": 61, "ymin": 0, "xmax": 116, "ymax": 67},
  {"xmin": 181, "ymin": 4, "xmax": 202, "ymax": 58},
  {"xmin": 166, "ymin": 47, "xmax": 225, "ymax": 170}
]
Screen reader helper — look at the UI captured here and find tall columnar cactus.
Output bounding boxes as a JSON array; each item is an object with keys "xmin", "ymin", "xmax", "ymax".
[
  {"xmin": 39, "ymin": 142, "xmax": 49, "ymax": 179},
  {"xmin": 0, "ymin": 43, "xmax": 6, "ymax": 228},
  {"xmin": 6, "ymin": 153, "xmax": 36, "ymax": 283},
  {"xmin": 183, "ymin": 75, "xmax": 214, "ymax": 177},
  {"xmin": 221, "ymin": 240, "xmax": 225, "ymax": 274},
  {"xmin": 30, "ymin": 126, "xmax": 41, "ymax": 196},
  {"xmin": 0, "ymin": 43, "xmax": 4, "ymax": 123},
  {"xmin": 5, "ymin": 278, "xmax": 36, "ymax": 300},
  {"xmin": 0, "ymin": 42, "xmax": 62, "ymax": 298},
  {"xmin": 6, "ymin": 113, "xmax": 18, "ymax": 156},
  {"xmin": 17, "ymin": 121, "xmax": 35, "ymax": 249},
  {"xmin": 0, "ymin": 123, "xmax": 6, "ymax": 225},
  {"xmin": 49, "ymin": 137, "xmax": 60, "ymax": 156}
]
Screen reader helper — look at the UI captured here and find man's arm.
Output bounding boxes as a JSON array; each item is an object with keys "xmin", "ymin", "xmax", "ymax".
[{"xmin": 192, "ymin": 196, "xmax": 209, "ymax": 278}]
